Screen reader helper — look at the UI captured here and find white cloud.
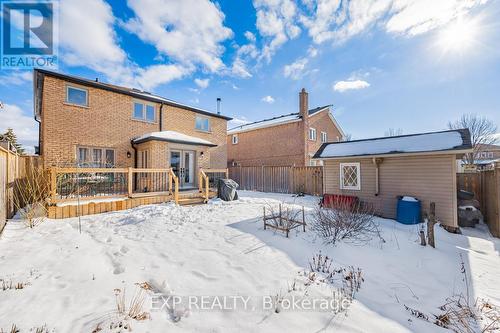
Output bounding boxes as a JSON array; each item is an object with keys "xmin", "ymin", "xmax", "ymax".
[
  {"xmin": 194, "ymin": 78, "xmax": 210, "ymax": 89},
  {"xmin": 59, "ymin": 0, "xmax": 191, "ymax": 91},
  {"xmin": 125, "ymin": 0, "xmax": 232, "ymax": 72},
  {"xmin": 333, "ymin": 80, "xmax": 370, "ymax": 92},
  {"xmin": 0, "ymin": 104, "xmax": 38, "ymax": 150},
  {"xmin": 254, "ymin": 0, "xmax": 301, "ymax": 62},
  {"xmin": 301, "ymin": 0, "xmax": 488, "ymax": 44},
  {"xmin": 230, "ymin": 32, "xmax": 259, "ymax": 78},
  {"xmin": 261, "ymin": 95, "xmax": 275, "ymax": 103},
  {"xmin": 283, "ymin": 58, "xmax": 309, "ymax": 80},
  {"xmin": 0, "ymin": 71, "xmax": 32, "ymax": 86}
]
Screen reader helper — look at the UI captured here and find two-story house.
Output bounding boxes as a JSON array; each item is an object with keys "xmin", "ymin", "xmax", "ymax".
[
  {"xmin": 33, "ymin": 69, "xmax": 231, "ymax": 189},
  {"xmin": 227, "ymin": 89, "xmax": 344, "ymax": 167}
]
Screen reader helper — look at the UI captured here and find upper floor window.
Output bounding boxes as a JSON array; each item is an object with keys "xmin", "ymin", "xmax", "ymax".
[
  {"xmin": 133, "ymin": 102, "xmax": 156, "ymax": 122},
  {"xmin": 232, "ymin": 134, "xmax": 238, "ymax": 144},
  {"xmin": 309, "ymin": 128, "xmax": 317, "ymax": 141},
  {"xmin": 195, "ymin": 116, "xmax": 210, "ymax": 132},
  {"xmin": 321, "ymin": 131, "xmax": 327, "ymax": 143},
  {"xmin": 66, "ymin": 86, "xmax": 88, "ymax": 107}
]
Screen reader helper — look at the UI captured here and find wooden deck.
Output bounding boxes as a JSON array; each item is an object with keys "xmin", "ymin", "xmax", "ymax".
[{"xmin": 47, "ymin": 190, "xmax": 217, "ymax": 219}]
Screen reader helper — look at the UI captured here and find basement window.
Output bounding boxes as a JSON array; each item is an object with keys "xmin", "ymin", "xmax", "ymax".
[
  {"xmin": 66, "ymin": 86, "xmax": 88, "ymax": 106},
  {"xmin": 340, "ymin": 163, "xmax": 361, "ymax": 190}
]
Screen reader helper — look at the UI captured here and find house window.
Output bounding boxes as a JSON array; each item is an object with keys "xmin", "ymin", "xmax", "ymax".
[
  {"xmin": 321, "ymin": 131, "xmax": 327, "ymax": 143},
  {"xmin": 66, "ymin": 86, "xmax": 88, "ymax": 106},
  {"xmin": 232, "ymin": 134, "xmax": 238, "ymax": 144},
  {"xmin": 195, "ymin": 116, "xmax": 210, "ymax": 132},
  {"xmin": 133, "ymin": 102, "xmax": 156, "ymax": 122},
  {"xmin": 340, "ymin": 163, "xmax": 361, "ymax": 190},
  {"xmin": 309, "ymin": 128, "xmax": 317, "ymax": 141},
  {"xmin": 309, "ymin": 160, "xmax": 317, "ymax": 166},
  {"xmin": 77, "ymin": 146, "xmax": 115, "ymax": 167}
]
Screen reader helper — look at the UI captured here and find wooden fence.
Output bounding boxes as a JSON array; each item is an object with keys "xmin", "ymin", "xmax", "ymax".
[
  {"xmin": 457, "ymin": 169, "xmax": 500, "ymax": 237},
  {"xmin": 481, "ymin": 166, "xmax": 500, "ymax": 237},
  {"xmin": 457, "ymin": 172, "xmax": 482, "ymax": 206},
  {"xmin": 229, "ymin": 166, "xmax": 323, "ymax": 195},
  {"xmin": 0, "ymin": 146, "xmax": 41, "ymax": 233}
]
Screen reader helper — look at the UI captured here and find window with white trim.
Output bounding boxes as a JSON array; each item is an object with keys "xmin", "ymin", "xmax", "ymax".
[
  {"xmin": 132, "ymin": 101, "xmax": 156, "ymax": 122},
  {"xmin": 77, "ymin": 146, "xmax": 115, "ymax": 167},
  {"xmin": 232, "ymin": 134, "xmax": 238, "ymax": 144},
  {"xmin": 340, "ymin": 163, "xmax": 361, "ymax": 190},
  {"xmin": 309, "ymin": 128, "xmax": 317, "ymax": 141},
  {"xmin": 66, "ymin": 86, "xmax": 88, "ymax": 106},
  {"xmin": 321, "ymin": 131, "xmax": 327, "ymax": 143},
  {"xmin": 195, "ymin": 116, "xmax": 211, "ymax": 132}
]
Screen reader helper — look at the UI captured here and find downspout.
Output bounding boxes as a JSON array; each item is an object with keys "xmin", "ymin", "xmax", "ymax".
[
  {"xmin": 159, "ymin": 104, "xmax": 164, "ymax": 131},
  {"xmin": 372, "ymin": 158, "xmax": 383, "ymax": 196},
  {"xmin": 131, "ymin": 140, "xmax": 138, "ymax": 168}
]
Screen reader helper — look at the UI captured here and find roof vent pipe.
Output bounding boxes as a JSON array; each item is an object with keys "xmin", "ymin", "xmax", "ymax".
[
  {"xmin": 95, "ymin": 78, "xmax": 99, "ymax": 82},
  {"xmin": 217, "ymin": 97, "xmax": 221, "ymax": 115}
]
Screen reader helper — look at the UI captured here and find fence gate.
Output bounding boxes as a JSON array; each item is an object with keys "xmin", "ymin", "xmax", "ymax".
[{"xmin": 229, "ymin": 166, "xmax": 323, "ymax": 196}]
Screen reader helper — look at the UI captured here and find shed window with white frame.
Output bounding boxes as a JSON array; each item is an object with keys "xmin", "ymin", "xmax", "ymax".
[
  {"xmin": 232, "ymin": 134, "xmax": 238, "ymax": 144},
  {"xmin": 340, "ymin": 163, "xmax": 361, "ymax": 190}
]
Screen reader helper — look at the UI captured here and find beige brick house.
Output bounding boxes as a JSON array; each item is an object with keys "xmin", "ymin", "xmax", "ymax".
[
  {"xmin": 227, "ymin": 89, "xmax": 344, "ymax": 166},
  {"xmin": 34, "ymin": 69, "xmax": 231, "ymax": 189}
]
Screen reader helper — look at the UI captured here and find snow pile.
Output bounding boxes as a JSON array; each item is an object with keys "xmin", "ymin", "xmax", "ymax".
[
  {"xmin": 319, "ymin": 130, "xmax": 466, "ymax": 158},
  {"xmin": 401, "ymin": 196, "xmax": 419, "ymax": 202},
  {"xmin": 0, "ymin": 191, "xmax": 498, "ymax": 332}
]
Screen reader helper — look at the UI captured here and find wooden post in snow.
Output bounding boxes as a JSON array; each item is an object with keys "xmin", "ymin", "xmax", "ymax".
[{"xmin": 427, "ymin": 202, "xmax": 436, "ymax": 248}]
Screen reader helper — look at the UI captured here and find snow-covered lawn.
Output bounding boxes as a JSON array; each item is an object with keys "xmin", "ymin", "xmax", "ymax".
[{"xmin": 0, "ymin": 191, "xmax": 499, "ymax": 332}]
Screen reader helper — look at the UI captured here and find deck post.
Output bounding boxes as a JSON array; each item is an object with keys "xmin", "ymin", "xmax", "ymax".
[
  {"xmin": 50, "ymin": 167, "xmax": 57, "ymax": 203},
  {"xmin": 127, "ymin": 167, "xmax": 133, "ymax": 197},
  {"xmin": 302, "ymin": 206, "xmax": 306, "ymax": 232}
]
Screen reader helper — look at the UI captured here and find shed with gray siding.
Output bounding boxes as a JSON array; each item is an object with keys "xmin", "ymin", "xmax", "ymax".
[{"xmin": 313, "ymin": 129, "xmax": 473, "ymax": 228}]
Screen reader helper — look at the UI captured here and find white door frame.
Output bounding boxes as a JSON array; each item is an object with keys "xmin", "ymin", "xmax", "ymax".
[{"xmin": 169, "ymin": 149, "xmax": 196, "ymax": 189}]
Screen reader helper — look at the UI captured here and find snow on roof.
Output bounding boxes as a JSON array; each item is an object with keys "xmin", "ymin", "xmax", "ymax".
[
  {"xmin": 315, "ymin": 129, "xmax": 471, "ymax": 159},
  {"xmin": 133, "ymin": 130, "xmax": 216, "ymax": 146},
  {"xmin": 228, "ymin": 113, "xmax": 300, "ymax": 134},
  {"xmin": 227, "ymin": 105, "xmax": 331, "ymax": 134}
]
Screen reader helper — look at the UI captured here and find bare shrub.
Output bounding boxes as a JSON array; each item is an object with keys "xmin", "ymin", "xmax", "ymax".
[
  {"xmin": 114, "ymin": 287, "xmax": 150, "ymax": 321},
  {"xmin": 1, "ymin": 279, "xmax": 28, "ymax": 291},
  {"xmin": 477, "ymin": 299, "xmax": 500, "ymax": 332},
  {"xmin": 13, "ymin": 164, "xmax": 49, "ymax": 228},
  {"xmin": 311, "ymin": 201, "xmax": 380, "ymax": 245}
]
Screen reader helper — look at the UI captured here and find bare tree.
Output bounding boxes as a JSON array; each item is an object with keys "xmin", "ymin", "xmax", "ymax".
[
  {"xmin": 448, "ymin": 114, "xmax": 499, "ymax": 165},
  {"xmin": 343, "ymin": 133, "xmax": 352, "ymax": 142},
  {"xmin": 384, "ymin": 128, "xmax": 403, "ymax": 137}
]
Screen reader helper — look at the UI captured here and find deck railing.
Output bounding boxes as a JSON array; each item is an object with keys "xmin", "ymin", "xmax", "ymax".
[
  {"xmin": 50, "ymin": 167, "xmax": 180, "ymax": 204},
  {"xmin": 198, "ymin": 168, "xmax": 228, "ymax": 202}
]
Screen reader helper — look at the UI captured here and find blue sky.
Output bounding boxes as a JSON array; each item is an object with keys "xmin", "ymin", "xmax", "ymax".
[{"xmin": 1, "ymin": 0, "xmax": 500, "ymax": 151}]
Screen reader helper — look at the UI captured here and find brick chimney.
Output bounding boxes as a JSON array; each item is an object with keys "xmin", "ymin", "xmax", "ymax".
[{"xmin": 299, "ymin": 88, "xmax": 309, "ymax": 165}]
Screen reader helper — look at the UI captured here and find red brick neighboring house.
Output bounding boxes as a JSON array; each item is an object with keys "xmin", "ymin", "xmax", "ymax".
[
  {"xmin": 33, "ymin": 69, "xmax": 231, "ymax": 189},
  {"xmin": 227, "ymin": 89, "xmax": 344, "ymax": 166}
]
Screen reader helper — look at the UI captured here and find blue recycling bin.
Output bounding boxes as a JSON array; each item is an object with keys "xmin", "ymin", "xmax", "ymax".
[{"xmin": 396, "ymin": 197, "xmax": 422, "ymax": 224}]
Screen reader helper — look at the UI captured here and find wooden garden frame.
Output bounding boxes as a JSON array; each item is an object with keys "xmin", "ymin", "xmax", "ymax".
[{"xmin": 263, "ymin": 204, "xmax": 306, "ymax": 238}]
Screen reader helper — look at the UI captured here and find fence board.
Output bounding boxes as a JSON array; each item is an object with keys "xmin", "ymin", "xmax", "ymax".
[
  {"xmin": 229, "ymin": 166, "xmax": 322, "ymax": 196},
  {"xmin": 457, "ymin": 173, "xmax": 482, "ymax": 204}
]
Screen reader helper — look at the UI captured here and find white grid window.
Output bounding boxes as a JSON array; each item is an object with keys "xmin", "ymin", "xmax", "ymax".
[
  {"xmin": 321, "ymin": 131, "xmax": 327, "ymax": 143},
  {"xmin": 309, "ymin": 128, "xmax": 317, "ymax": 141},
  {"xmin": 232, "ymin": 134, "xmax": 238, "ymax": 144},
  {"xmin": 340, "ymin": 163, "xmax": 361, "ymax": 190}
]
